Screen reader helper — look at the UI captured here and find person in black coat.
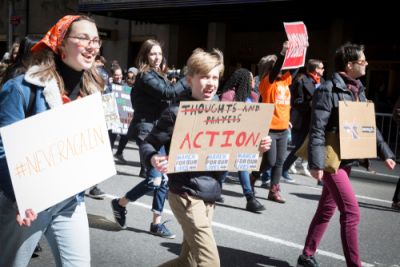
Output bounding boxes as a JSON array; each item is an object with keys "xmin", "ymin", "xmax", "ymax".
[
  {"xmin": 297, "ymin": 43, "xmax": 396, "ymax": 267},
  {"xmin": 141, "ymin": 48, "xmax": 272, "ymax": 267},
  {"xmin": 111, "ymin": 39, "xmax": 188, "ymax": 238},
  {"xmin": 282, "ymin": 59, "xmax": 325, "ymax": 181}
]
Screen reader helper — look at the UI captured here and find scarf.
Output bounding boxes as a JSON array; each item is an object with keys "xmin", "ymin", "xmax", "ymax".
[
  {"xmin": 31, "ymin": 15, "xmax": 81, "ymax": 54},
  {"xmin": 338, "ymin": 72, "xmax": 361, "ymax": 99},
  {"xmin": 307, "ymin": 71, "xmax": 321, "ymax": 85}
]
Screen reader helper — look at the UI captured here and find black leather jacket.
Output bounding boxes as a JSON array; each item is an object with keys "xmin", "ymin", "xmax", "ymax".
[
  {"xmin": 131, "ymin": 69, "xmax": 188, "ymax": 141},
  {"xmin": 308, "ymin": 72, "xmax": 395, "ymax": 170},
  {"xmin": 141, "ymin": 92, "xmax": 222, "ymax": 201}
]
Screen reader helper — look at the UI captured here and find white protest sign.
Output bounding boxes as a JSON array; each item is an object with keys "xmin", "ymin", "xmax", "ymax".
[
  {"xmin": 0, "ymin": 93, "xmax": 116, "ymax": 217},
  {"xmin": 102, "ymin": 93, "xmax": 120, "ymax": 130}
]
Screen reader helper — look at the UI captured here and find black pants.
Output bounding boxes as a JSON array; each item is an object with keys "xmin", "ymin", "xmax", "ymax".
[
  {"xmin": 393, "ymin": 178, "xmax": 400, "ymax": 202},
  {"xmin": 282, "ymin": 129, "xmax": 308, "ymax": 172},
  {"xmin": 253, "ymin": 129, "xmax": 288, "ymax": 185}
]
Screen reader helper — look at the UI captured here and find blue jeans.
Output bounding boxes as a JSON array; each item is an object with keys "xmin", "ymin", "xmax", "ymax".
[
  {"xmin": 218, "ymin": 171, "xmax": 253, "ymax": 197},
  {"xmin": 0, "ymin": 194, "xmax": 90, "ymax": 267},
  {"xmin": 125, "ymin": 144, "xmax": 168, "ymax": 214}
]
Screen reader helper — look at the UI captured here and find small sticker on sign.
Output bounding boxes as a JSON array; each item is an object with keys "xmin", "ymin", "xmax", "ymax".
[
  {"xmin": 206, "ymin": 154, "xmax": 229, "ymax": 171},
  {"xmin": 235, "ymin": 153, "xmax": 258, "ymax": 170},
  {"xmin": 175, "ymin": 154, "xmax": 199, "ymax": 172}
]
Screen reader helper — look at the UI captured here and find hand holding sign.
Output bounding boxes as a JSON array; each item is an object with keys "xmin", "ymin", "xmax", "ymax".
[{"xmin": 151, "ymin": 154, "xmax": 169, "ymax": 173}]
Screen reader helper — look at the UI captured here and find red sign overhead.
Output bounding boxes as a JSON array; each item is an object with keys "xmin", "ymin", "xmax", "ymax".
[{"xmin": 282, "ymin": 21, "xmax": 308, "ymax": 70}]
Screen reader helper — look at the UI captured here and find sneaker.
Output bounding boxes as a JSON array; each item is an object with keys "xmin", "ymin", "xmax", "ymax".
[
  {"xmin": 111, "ymin": 199, "xmax": 127, "ymax": 229},
  {"xmin": 392, "ymin": 201, "xmax": 400, "ymax": 210},
  {"xmin": 288, "ymin": 165, "xmax": 297, "ymax": 174},
  {"xmin": 114, "ymin": 153, "xmax": 127, "ymax": 164},
  {"xmin": 261, "ymin": 180, "xmax": 270, "ymax": 188},
  {"xmin": 87, "ymin": 186, "xmax": 106, "ymax": 199},
  {"xmin": 282, "ymin": 171, "xmax": 296, "ymax": 183},
  {"xmin": 297, "ymin": 254, "xmax": 320, "ymax": 267},
  {"xmin": 246, "ymin": 196, "xmax": 266, "ymax": 212},
  {"xmin": 150, "ymin": 221, "xmax": 176, "ymax": 239},
  {"xmin": 299, "ymin": 167, "xmax": 312, "ymax": 177}
]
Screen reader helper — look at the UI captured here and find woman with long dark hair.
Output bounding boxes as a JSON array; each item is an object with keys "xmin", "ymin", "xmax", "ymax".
[
  {"xmin": 220, "ymin": 68, "xmax": 265, "ymax": 212},
  {"xmin": 111, "ymin": 39, "xmax": 188, "ymax": 238}
]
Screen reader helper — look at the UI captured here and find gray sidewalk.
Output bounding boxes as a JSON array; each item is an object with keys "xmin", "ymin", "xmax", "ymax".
[{"xmin": 351, "ymin": 159, "xmax": 399, "ymax": 184}]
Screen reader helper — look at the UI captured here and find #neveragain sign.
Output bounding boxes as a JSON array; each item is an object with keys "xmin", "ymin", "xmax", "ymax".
[
  {"xmin": 0, "ymin": 93, "xmax": 116, "ymax": 218},
  {"xmin": 282, "ymin": 21, "xmax": 308, "ymax": 70},
  {"xmin": 167, "ymin": 101, "xmax": 274, "ymax": 173}
]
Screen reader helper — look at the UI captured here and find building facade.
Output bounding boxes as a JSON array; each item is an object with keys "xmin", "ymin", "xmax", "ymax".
[{"xmin": 1, "ymin": 0, "xmax": 399, "ymax": 111}]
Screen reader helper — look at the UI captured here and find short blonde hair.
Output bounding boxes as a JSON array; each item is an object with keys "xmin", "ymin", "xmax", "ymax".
[{"xmin": 186, "ymin": 48, "xmax": 224, "ymax": 77}]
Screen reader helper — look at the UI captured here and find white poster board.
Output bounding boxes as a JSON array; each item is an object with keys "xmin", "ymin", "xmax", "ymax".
[{"xmin": 0, "ymin": 93, "xmax": 116, "ymax": 217}]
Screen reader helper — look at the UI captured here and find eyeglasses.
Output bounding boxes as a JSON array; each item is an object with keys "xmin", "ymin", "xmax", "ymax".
[
  {"xmin": 352, "ymin": 59, "xmax": 368, "ymax": 66},
  {"xmin": 68, "ymin": 36, "xmax": 102, "ymax": 48}
]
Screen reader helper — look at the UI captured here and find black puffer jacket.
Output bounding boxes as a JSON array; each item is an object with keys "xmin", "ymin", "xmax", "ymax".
[
  {"xmin": 132, "ymin": 69, "xmax": 189, "ymax": 141},
  {"xmin": 308, "ymin": 72, "xmax": 394, "ymax": 170},
  {"xmin": 290, "ymin": 74, "xmax": 324, "ymax": 132},
  {"xmin": 141, "ymin": 92, "xmax": 222, "ymax": 202}
]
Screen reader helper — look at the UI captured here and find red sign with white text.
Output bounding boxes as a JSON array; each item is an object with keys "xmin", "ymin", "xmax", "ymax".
[{"xmin": 282, "ymin": 21, "xmax": 308, "ymax": 70}]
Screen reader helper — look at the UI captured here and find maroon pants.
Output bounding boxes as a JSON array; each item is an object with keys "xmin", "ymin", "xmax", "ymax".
[{"xmin": 303, "ymin": 167, "xmax": 361, "ymax": 267}]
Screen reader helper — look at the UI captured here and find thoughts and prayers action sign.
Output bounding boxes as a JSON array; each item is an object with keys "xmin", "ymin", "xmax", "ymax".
[{"xmin": 167, "ymin": 101, "xmax": 274, "ymax": 173}]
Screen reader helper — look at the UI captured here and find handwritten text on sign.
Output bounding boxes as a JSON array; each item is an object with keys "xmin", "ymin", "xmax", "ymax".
[
  {"xmin": 0, "ymin": 93, "xmax": 116, "ymax": 218},
  {"xmin": 282, "ymin": 21, "xmax": 308, "ymax": 70},
  {"xmin": 167, "ymin": 101, "xmax": 274, "ymax": 173}
]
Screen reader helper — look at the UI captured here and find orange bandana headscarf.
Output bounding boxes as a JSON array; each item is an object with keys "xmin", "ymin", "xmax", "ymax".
[{"xmin": 31, "ymin": 15, "xmax": 81, "ymax": 54}]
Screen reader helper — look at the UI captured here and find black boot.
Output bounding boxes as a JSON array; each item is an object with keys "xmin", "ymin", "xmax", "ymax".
[{"xmin": 246, "ymin": 194, "xmax": 265, "ymax": 212}]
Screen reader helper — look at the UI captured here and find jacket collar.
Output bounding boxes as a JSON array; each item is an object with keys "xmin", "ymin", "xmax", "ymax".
[
  {"xmin": 331, "ymin": 72, "xmax": 366, "ymax": 100},
  {"xmin": 332, "ymin": 72, "xmax": 348, "ymax": 92},
  {"xmin": 24, "ymin": 65, "xmax": 63, "ymax": 109}
]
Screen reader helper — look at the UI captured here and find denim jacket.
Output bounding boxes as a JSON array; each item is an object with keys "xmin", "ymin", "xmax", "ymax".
[{"xmin": 0, "ymin": 65, "xmax": 84, "ymax": 202}]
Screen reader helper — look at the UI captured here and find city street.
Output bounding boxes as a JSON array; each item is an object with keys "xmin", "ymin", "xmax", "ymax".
[{"xmin": 29, "ymin": 142, "xmax": 400, "ymax": 267}]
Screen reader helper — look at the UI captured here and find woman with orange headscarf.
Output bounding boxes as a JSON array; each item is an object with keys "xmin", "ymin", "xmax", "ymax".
[{"xmin": 0, "ymin": 15, "xmax": 104, "ymax": 266}]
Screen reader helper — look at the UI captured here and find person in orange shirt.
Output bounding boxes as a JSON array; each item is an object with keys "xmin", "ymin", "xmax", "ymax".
[{"xmin": 251, "ymin": 41, "xmax": 299, "ymax": 203}]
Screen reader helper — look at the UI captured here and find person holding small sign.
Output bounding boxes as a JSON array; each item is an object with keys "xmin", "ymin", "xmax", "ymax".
[
  {"xmin": 297, "ymin": 43, "xmax": 396, "ymax": 267},
  {"xmin": 251, "ymin": 41, "xmax": 299, "ymax": 204},
  {"xmin": 0, "ymin": 15, "xmax": 104, "ymax": 266},
  {"xmin": 141, "ymin": 48, "xmax": 272, "ymax": 267}
]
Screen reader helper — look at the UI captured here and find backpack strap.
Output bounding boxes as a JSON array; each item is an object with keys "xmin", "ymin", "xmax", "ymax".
[{"xmin": 25, "ymin": 84, "xmax": 37, "ymax": 118}]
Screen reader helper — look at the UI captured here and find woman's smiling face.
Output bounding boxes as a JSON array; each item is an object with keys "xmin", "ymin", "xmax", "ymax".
[{"xmin": 61, "ymin": 20, "xmax": 100, "ymax": 71}]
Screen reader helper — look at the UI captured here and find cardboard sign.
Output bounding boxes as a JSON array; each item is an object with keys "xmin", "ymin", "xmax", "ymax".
[
  {"xmin": 0, "ymin": 93, "xmax": 116, "ymax": 217},
  {"xmin": 339, "ymin": 101, "xmax": 377, "ymax": 159},
  {"xmin": 167, "ymin": 101, "xmax": 274, "ymax": 173},
  {"xmin": 111, "ymin": 84, "xmax": 134, "ymax": 135},
  {"xmin": 282, "ymin": 21, "xmax": 308, "ymax": 70},
  {"xmin": 102, "ymin": 93, "xmax": 120, "ymax": 130}
]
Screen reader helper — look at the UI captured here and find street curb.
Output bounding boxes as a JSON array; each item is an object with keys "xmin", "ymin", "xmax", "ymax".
[{"xmin": 351, "ymin": 169, "xmax": 399, "ymax": 184}]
